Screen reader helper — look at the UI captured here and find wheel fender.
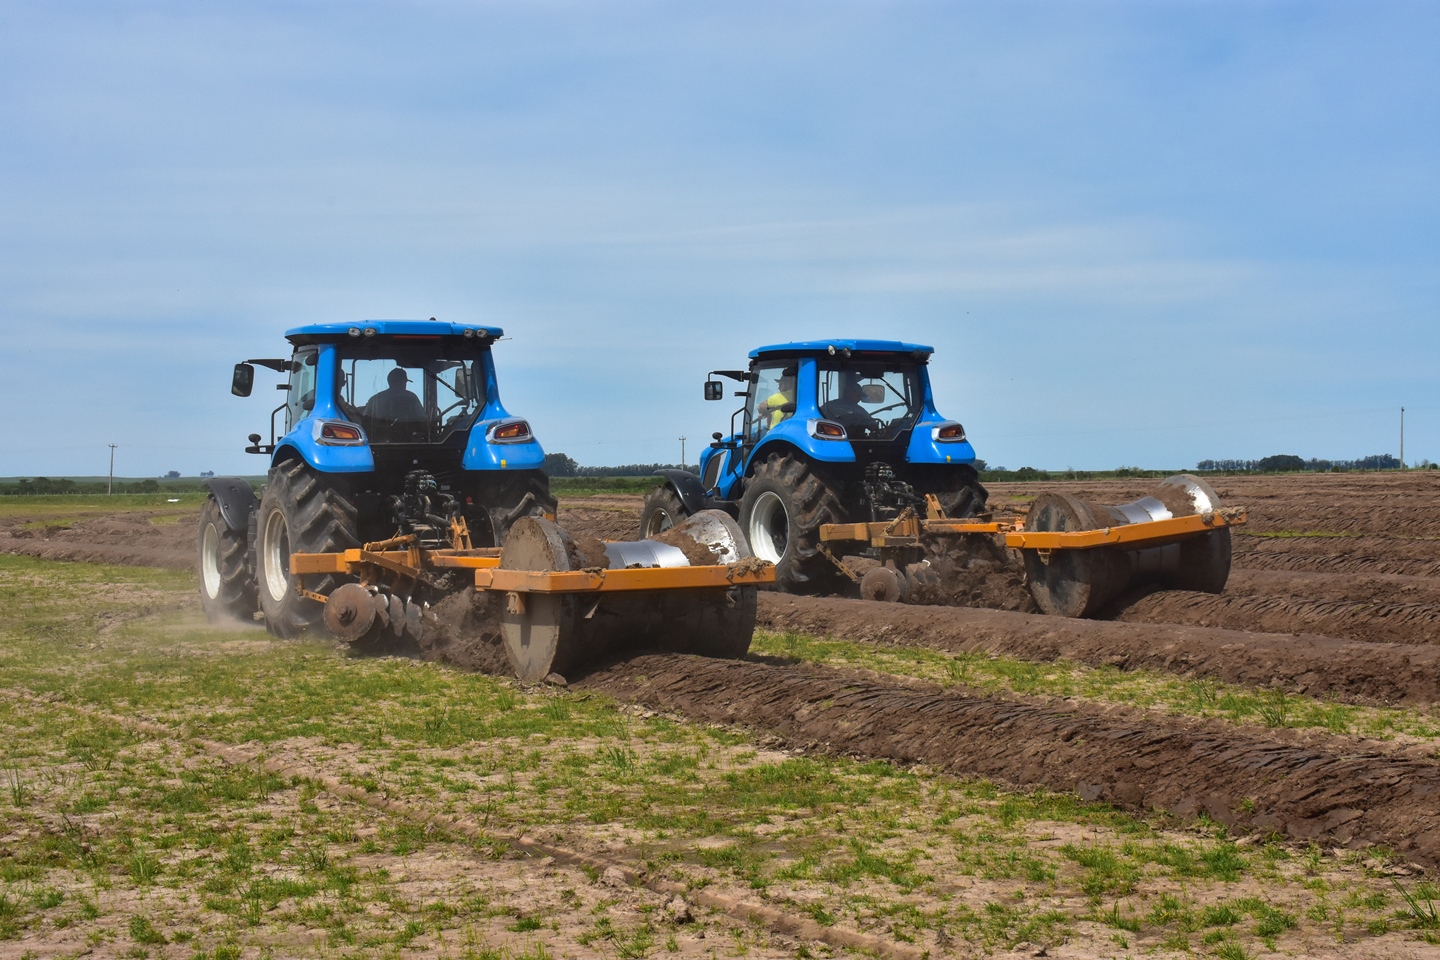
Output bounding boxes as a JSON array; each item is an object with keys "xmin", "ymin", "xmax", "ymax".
[
  {"xmin": 204, "ymin": 478, "xmax": 259, "ymax": 533},
  {"xmin": 654, "ymin": 470, "xmax": 708, "ymax": 516}
]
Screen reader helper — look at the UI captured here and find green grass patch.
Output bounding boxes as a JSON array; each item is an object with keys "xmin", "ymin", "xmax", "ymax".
[{"xmin": 0, "ymin": 553, "xmax": 1411, "ymax": 956}]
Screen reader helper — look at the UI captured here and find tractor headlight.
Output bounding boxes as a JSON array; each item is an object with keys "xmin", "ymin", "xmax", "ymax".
[
  {"xmin": 313, "ymin": 419, "xmax": 367, "ymax": 445},
  {"xmin": 807, "ymin": 419, "xmax": 848, "ymax": 440},
  {"xmin": 487, "ymin": 419, "xmax": 533, "ymax": 443},
  {"xmin": 932, "ymin": 421, "xmax": 967, "ymax": 442}
]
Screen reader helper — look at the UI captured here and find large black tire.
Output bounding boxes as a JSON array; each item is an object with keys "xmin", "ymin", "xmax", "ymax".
[
  {"xmin": 255, "ymin": 461, "xmax": 361, "ymax": 639},
  {"xmin": 470, "ymin": 470, "xmax": 558, "ymax": 549},
  {"xmin": 197, "ymin": 496, "xmax": 258, "ymax": 624},
  {"xmin": 737, "ymin": 453, "xmax": 846, "ymax": 593},
  {"xmin": 910, "ymin": 463, "xmax": 988, "ymax": 518},
  {"xmin": 639, "ymin": 485, "xmax": 689, "ymax": 538}
]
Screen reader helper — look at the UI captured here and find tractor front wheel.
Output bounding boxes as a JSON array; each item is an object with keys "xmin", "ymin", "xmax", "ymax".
[
  {"xmin": 640, "ymin": 485, "xmax": 689, "ymax": 538},
  {"xmin": 255, "ymin": 461, "xmax": 360, "ymax": 638},
  {"xmin": 738, "ymin": 454, "xmax": 845, "ymax": 593},
  {"xmin": 198, "ymin": 496, "xmax": 258, "ymax": 624}
]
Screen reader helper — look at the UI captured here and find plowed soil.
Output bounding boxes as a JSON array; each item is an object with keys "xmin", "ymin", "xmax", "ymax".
[
  {"xmin": 576, "ymin": 653, "xmax": 1440, "ymax": 868},
  {"xmin": 13, "ymin": 472, "xmax": 1440, "ymax": 867},
  {"xmin": 0, "ymin": 511, "xmax": 196, "ymax": 569}
]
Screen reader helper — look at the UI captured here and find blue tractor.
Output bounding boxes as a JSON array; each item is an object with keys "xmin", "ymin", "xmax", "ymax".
[
  {"xmin": 198, "ymin": 319, "xmax": 555, "ymax": 637},
  {"xmin": 641, "ymin": 339, "xmax": 987, "ymax": 591}
]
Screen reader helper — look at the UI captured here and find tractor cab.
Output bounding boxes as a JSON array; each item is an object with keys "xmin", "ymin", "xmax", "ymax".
[
  {"xmin": 646, "ymin": 339, "xmax": 986, "ymax": 590},
  {"xmin": 212, "ymin": 319, "xmax": 555, "ymax": 617}
]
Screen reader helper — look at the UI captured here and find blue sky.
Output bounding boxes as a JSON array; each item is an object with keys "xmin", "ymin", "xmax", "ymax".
[{"xmin": 1, "ymin": 1, "xmax": 1435, "ymax": 476}]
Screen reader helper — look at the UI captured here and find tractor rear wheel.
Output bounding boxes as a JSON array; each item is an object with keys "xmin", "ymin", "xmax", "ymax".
[
  {"xmin": 470, "ymin": 470, "xmax": 557, "ymax": 548},
  {"xmin": 911, "ymin": 464, "xmax": 988, "ymax": 518},
  {"xmin": 738, "ymin": 453, "xmax": 845, "ymax": 592},
  {"xmin": 255, "ymin": 461, "xmax": 360, "ymax": 638},
  {"xmin": 198, "ymin": 496, "xmax": 258, "ymax": 623},
  {"xmin": 640, "ymin": 485, "xmax": 689, "ymax": 538}
]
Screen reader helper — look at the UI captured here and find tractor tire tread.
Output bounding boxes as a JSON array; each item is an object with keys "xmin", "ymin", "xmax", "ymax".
[
  {"xmin": 198, "ymin": 496, "xmax": 258, "ymax": 622},
  {"xmin": 747, "ymin": 453, "xmax": 845, "ymax": 592},
  {"xmin": 257, "ymin": 461, "xmax": 360, "ymax": 639}
]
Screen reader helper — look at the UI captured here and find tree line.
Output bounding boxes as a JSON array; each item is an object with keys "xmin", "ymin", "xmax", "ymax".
[
  {"xmin": 0, "ymin": 477, "xmax": 184, "ymax": 495},
  {"xmin": 543, "ymin": 454, "xmax": 697, "ymax": 477},
  {"xmin": 1195, "ymin": 454, "xmax": 1410, "ymax": 473}
]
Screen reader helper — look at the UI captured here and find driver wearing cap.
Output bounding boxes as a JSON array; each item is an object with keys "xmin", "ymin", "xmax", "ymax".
[{"xmin": 363, "ymin": 367, "xmax": 425, "ymax": 421}]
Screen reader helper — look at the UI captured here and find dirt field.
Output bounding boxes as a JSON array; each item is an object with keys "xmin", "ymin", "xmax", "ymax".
[{"xmin": 4, "ymin": 473, "xmax": 1440, "ymax": 957}]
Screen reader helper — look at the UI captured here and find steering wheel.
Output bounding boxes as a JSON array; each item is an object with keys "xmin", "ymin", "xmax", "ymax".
[
  {"xmin": 437, "ymin": 399, "xmax": 468, "ymax": 421},
  {"xmin": 869, "ymin": 402, "xmax": 907, "ymax": 417}
]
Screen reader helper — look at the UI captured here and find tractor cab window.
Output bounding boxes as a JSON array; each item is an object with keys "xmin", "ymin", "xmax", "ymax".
[
  {"xmin": 817, "ymin": 361, "xmax": 921, "ymax": 440},
  {"xmin": 746, "ymin": 363, "xmax": 799, "ymax": 442},
  {"xmin": 286, "ymin": 350, "xmax": 318, "ymax": 432},
  {"xmin": 337, "ymin": 343, "xmax": 488, "ymax": 444}
]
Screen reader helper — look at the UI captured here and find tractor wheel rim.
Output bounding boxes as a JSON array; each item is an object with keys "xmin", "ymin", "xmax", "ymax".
[
  {"xmin": 644, "ymin": 508, "xmax": 673, "ymax": 537},
  {"xmin": 200, "ymin": 522, "xmax": 222, "ymax": 598},
  {"xmin": 262, "ymin": 510, "xmax": 291, "ymax": 603},
  {"xmin": 748, "ymin": 491, "xmax": 787, "ymax": 563}
]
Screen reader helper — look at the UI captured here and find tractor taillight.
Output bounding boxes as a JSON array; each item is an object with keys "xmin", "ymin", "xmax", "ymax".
[
  {"xmin": 933, "ymin": 422, "xmax": 967, "ymax": 442},
  {"xmin": 323, "ymin": 423, "xmax": 362, "ymax": 442},
  {"xmin": 807, "ymin": 419, "xmax": 848, "ymax": 440},
  {"xmin": 488, "ymin": 419, "xmax": 532, "ymax": 443},
  {"xmin": 313, "ymin": 419, "xmax": 367, "ymax": 445}
]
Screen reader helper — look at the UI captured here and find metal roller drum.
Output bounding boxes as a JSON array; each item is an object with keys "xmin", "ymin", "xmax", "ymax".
[
  {"xmin": 500, "ymin": 510, "xmax": 759, "ymax": 682},
  {"xmin": 1022, "ymin": 474, "xmax": 1233, "ymax": 618}
]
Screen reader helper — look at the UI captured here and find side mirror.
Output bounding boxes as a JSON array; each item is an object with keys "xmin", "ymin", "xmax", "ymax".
[
  {"xmin": 860, "ymin": 384, "xmax": 886, "ymax": 404},
  {"xmin": 454, "ymin": 367, "xmax": 471, "ymax": 400},
  {"xmin": 704, "ymin": 380, "xmax": 723, "ymax": 401},
  {"xmin": 231, "ymin": 363, "xmax": 255, "ymax": 397}
]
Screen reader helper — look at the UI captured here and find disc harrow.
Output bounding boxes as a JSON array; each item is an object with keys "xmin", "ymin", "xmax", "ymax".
[
  {"xmin": 818, "ymin": 474, "xmax": 1246, "ymax": 616},
  {"xmin": 289, "ymin": 509, "xmax": 773, "ymax": 680}
]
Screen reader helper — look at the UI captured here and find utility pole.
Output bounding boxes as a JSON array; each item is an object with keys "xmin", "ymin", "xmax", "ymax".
[
  {"xmin": 108, "ymin": 444, "xmax": 116, "ymax": 495},
  {"xmin": 1401, "ymin": 407, "xmax": 1406, "ymax": 469},
  {"xmin": 679, "ymin": 436, "xmax": 686, "ymax": 469}
]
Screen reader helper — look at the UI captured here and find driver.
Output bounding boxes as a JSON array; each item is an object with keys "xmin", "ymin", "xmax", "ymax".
[
  {"xmin": 821, "ymin": 377, "xmax": 879, "ymax": 434},
  {"xmin": 757, "ymin": 367, "xmax": 798, "ymax": 431},
  {"xmin": 363, "ymin": 367, "xmax": 425, "ymax": 421}
]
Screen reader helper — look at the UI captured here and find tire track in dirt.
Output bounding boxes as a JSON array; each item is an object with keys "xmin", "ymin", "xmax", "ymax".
[
  {"xmin": 1234, "ymin": 551, "xmax": 1440, "ymax": 579},
  {"xmin": 1117, "ymin": 591, "xmax": 1440, "ymax": 646},
  {"xmin": 578, "ymin": 654, "xmax": 1440, "ymax": 867},
  {"xmin": 756, "ymin": 594, "xmax": 1440, "ymax": 704},
  {"xmin": 1235, "ymin": 535, "xmax": 1440, "ymax": 564},
  {"xmin": 1228, "ymin": 569, "xmax": 1440, "ymax": 606}
]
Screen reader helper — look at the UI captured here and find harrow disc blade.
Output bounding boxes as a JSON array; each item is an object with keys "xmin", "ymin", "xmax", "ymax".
[
  {"xmin": 499, "ymin": 512, "xmax": 758, "ymax": 683},
  {"xmin": 323, "ymin": 582, "xmax": 379, "ymax": 642}
]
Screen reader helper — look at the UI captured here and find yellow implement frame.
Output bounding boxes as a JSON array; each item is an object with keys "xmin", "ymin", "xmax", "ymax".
[
  {"xmin": 819, "ymin": 507, "xmax": 1247, "ymax": 552},
  {"xmin": 473, "ymin": 564, "xmax": 773, "ymax": 594},
  {"xmin": 291, "ymin": 546, "xmax": 774, "ymax": 597}
]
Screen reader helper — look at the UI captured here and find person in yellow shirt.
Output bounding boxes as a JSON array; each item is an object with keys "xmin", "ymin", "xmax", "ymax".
[{"xmin": 758, "ymin": 368, "xmax": 797, "ymax": 431}]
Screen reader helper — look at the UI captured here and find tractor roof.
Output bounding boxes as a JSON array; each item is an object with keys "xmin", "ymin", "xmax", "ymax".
[
  {"xmin": 284, "ymin": 319, "xmax": 504, "ymax": 344},
  {"xmin": 748, "ymin": 339, "xmax": 933, "ymax": 360}
]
